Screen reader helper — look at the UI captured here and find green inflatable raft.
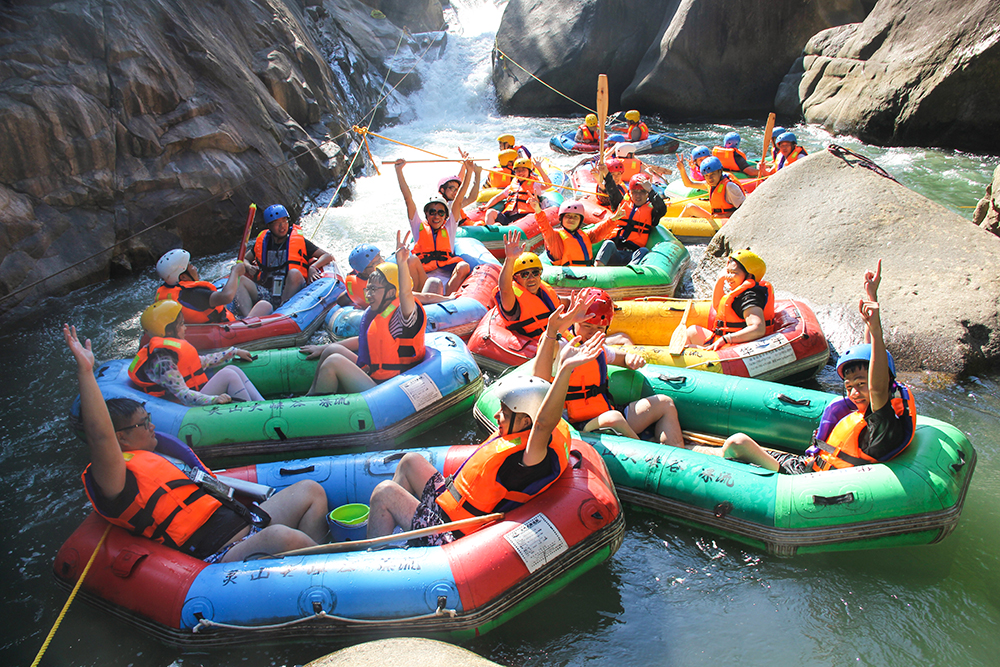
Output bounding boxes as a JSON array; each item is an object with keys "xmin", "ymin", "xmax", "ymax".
[{"xmin": 475, "ymin": 363, "xmax": 975, "ymax": 555}]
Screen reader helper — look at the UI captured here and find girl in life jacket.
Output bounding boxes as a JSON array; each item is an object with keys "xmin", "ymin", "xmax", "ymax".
[
  {"xmin": 676, "ymin": 145, "xmax": 711, "ymax": 187},
  {"xmin": 530, "ymin": 289, "xmax": 684, "ymax": 447},
  {"xmin": 483, "ymin": 157, "xmax": 551, "ymax": 226},
  {"xmin": 684, "ymin": 249, "xmax": 774, "ymax": 351},
  {"xmin": 129, "ymin": 300, "xmax": 263, "ymax": 406},
  {"xmin": 680, "ymin": 156, "xmax": 746, "ymax": 222},
  {"xmin": 535, "ymin": 199, "xmax": 619, "ymax": 267}
]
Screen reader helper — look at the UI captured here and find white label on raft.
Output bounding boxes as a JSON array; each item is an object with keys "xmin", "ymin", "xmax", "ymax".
[
  {"xmin": 735, "ymin": 334, "xmax": 797, "ymax": 377},
  {"xmin": 399, "ymin": 373, "xmax": 443, "ymax": 411},
  {"xmin": 504, "ymin": 513, "xmax": 568, "ymax": 574}
]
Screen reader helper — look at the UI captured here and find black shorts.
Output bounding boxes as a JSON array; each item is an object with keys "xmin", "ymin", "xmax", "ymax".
[{"xmin": 409, "ymin": 472, "xmax": 457, "ymax": 547}]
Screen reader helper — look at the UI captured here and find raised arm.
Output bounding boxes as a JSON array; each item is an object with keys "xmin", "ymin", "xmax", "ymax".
[
  {"xmin": 497, "ymin": 230, "xmax": 525, "ymax": 313},
  {"xmin": 65, "ymin": 324, "xmax": 126, "ymax": 499},
  {"xmin": 863, "ymin": 259, "xmax": 882, "ymax": 343},
  {"xmin": 395, "ymin": 159, "xmax": 417, "ymax": 220},
  {"xmin": 394, "ymin": 230, "xmax": 417, "ymax": 320},
  {"xmin": 532, "ymin": 158, "xmax": 552, "ymax": 188},
  {"xmin": 212, "ymin": 262, "xmax": 248, "ymax": 306},
  {"xmin": 861, "ymin": 299, "xmax": 890, "ymax": 413},
  {"xmin": 452, "ymin": 158, "xmax": 475, "ymax": 223},
  {"xmin": 530, "ymin": 293, "xmax": 593, "ymax": 381},
  {"xmin": 532, "ymin": 198, "xmax": 565, "ymax": 263}
]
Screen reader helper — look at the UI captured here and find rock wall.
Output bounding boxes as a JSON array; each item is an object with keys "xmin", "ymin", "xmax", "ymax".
[
  {"xmin": 0, "ymin": 0, "xmax": 438, "ymax": 324},
  {"xmin": 708, "ymin": 148, "xmax": 1000, "ymax": 376},
  {"xmin": 776, "ymin": 0, "xmax": 1000, "ymax": 154},
  {"xmin": 357, "ymin": 0, "xmax": 445, "ymax": 33},
  {"xmin": 972, "ymin": 165, "xmax": 1000, "ymax": 238}
]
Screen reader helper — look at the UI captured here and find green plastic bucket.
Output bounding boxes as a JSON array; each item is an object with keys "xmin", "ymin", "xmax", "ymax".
[{"xmin": 327, "ymin": 503, "xmax": 369, "ymax": 542}]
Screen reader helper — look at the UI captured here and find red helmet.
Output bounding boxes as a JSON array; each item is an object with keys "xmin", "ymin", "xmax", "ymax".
[
  {"xmin": 606, "ymin": 158, "xmax": 624, "ymax": 173},
  {"xmin": 629, "ymin": 173, "xmax": 651, "ymax": 192},
  {"xmin": 580, "ymin": 288, "xmax": 614, "ymax": 327}
]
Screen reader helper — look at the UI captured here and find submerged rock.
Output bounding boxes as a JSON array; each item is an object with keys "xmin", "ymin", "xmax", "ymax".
[{"xmin": 708, "ymin": 147, "xmax": 1000, "ymax": 376}]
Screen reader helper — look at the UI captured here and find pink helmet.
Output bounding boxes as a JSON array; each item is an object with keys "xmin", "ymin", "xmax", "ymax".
[
  {"xmin": 558, "ymin": 201, "xmax": 586, "ymax": 218},
  {"xmin": 437, "ymin": 175, "xmax": 460, "ymax": 191},
  {"xmin": 606, "ymin": 158, "xmax": 624, "ymax": 173},
  {"xmin": 629, "ymin": 173, "xmax": 651, "ymax": 192}
]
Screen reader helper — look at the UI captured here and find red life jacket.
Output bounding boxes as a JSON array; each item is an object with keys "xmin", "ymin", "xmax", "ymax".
[
  {"xmin": 614, "ymin": 195, "xmax": 656, "ymax": 248},
  {"xmin": 811, "ymin": 385, "xmax": 917, "ymax": 471},
  {"xmin": 627, "ymin": 122, "xmax": 649, "ymax": 141},
  {"xmin": 495, "ymin": 282, "xmax": 560, "ymax": 339},
  {"xmin": 82, "ymin": 450, "xmax": 221, "ymax": 550},
  {"xmin": 128, "ymin": 338, "xmax": 208, "ymax": 398},
  {"xmin": 156, "ymin": 282, "xmax": 236, "ymax": 324},
  {"xmin": 358, "ymin": 300, "xmax": 427, "ymax": 381},
  {"xmin": 711, "ymin": 146, "xmax": 748, "ymax": 172},
  {"xmin": 577, "ymin": 125, "xmax": 599, "ymax": 143},
  {"xmin": 253, "ymin": 227, "xmax": 309, "ymax": 284},
  {"xmin": 777, "ymin": 146, "xmax": 807, "ymax": 170},
  {"xmin": 565, "ymin": 351, "xmax": 613, "ymax": 423},
  {"xmin": 551, "ymin": 228, "xmax": 595, "ymax": 266},
  {"xmin": 436, "ymin": 421, "xmax": 572, "ymax": 521},
  {"xmin": 712, "ymin": 276, "xmax": 775, "ymax": 336},
  {"xmin": 412, "ymin": 221, "xmax": 461, "ymax": 271},
  {"xmin": 345, "ymin": 272, "xmax": 369, "ymax": 308},
  {"xmin": 708, "ymin": 174, "xmax": 746, "ymax": 215}
]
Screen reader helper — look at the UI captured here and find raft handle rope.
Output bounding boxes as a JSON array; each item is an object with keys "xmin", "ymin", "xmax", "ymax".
[
  {"xmin": 827, "ymin": 144, "xmax": 898, "ymax": 183},
  {"xmin": 30, "ymin": 523, "xmax": 113, "ymax": 667},
  {"xmin": 192, "ymin": 600, "xmax": 457, "ymax": 633}
]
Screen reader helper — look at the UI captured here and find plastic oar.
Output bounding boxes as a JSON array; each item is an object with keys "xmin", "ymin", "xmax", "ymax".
[
  {"xmin": 668, "ymin": 300, "xmax": 692, "ymax": 354},
  {"xmin": 276, "ymin": 512, "xmax": 504, "ymax": 556},
  {"xmin": 597, "ymin": 74, "xmax": 608, "ymax": 166}
]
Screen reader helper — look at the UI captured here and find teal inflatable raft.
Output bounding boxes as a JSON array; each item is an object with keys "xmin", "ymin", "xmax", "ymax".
[
  {"xmin": 80, "ymin": 333, "xmax": 483, "ymax": 463},
  {"xmin": 475, "ymin": 364, "xmax": 975, "ymax": 555}
]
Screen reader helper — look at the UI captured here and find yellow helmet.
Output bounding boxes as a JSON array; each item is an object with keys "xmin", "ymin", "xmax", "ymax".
[
  {"xmin": 730, "ymin": 249, "xmax": 766, "ymax": 282},
  {"xmin": 140, "ymin": 300, "xmax": 183, "ymax": 337},
  {"xmin": 497, "ymin": 133, "xmax": 515, "ymax": 145},
  {"xmin": 498, "ymin": 149, "xmax": 518, "ymax": 167},
  {"xmin": 372, "ymin": 262, "xmax": 399, "ymax": 292},
  {"xmin": 512, "ymin": 252, "xmax": 542, "ymax": 274},
  {"xmin": 625, "ymin": 109, "xmax": 641, "ymax": 122},
  {"xmin": 513, "ymin": 157, "xmax": 532, "ymax": 170},
  {"xmin": 585, "ymin": 114, "xmax": 598, "ymax": 127}
]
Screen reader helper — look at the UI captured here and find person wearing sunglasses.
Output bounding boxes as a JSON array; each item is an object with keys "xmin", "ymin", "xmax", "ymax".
[
  {"xmin": 482, "ymin": 156, "xmax": 552, "ymax": 226},
  {"xmin": 494, "ymin": 231, "xmax": 570, "ymax": 343},
  {"xmin": 65, "ymin": 324, "xmax": 329, "ymax": 562},
  {"xmin": 395, "ymin": 159, "xmax": 470, "ymax": 296}
]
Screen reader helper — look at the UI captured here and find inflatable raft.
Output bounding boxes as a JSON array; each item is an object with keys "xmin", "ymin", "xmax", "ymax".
[
  {"xmin": 53, "ymin": 442, "xmax": 624, "ymax": 646},
  {"xmin": 609, "ymin": 297, "xmax": 829, "ymax": 383},
  {"xmin": 79, "ymin": 332, "xmax": 483, "ymax": 463},
  {"xmin": 549, "ymin": 130, "xmax": 679, "ymax": 156},
  {"xmin": 474, "ymin": 364, "xmax": 975, "ymax": 556},
  {"xmin": 146, "ymin": 271, "xmax": 347, "ymax": 353}
]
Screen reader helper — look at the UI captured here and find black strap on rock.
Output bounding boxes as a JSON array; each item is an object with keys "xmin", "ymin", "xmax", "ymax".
[{"xmin": 827, "ymin": 144, "xmax": 898, "ymax": 183}]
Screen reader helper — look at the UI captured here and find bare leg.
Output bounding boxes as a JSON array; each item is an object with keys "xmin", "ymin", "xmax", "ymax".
[
  {"xmin": 221, "ymin": 479, "xmax": 329, "ymax": 560},
  {"xmin": 280, "ymin": 271, "xmax": 306, "ymax": 305},
  {"xmin": 721, "ymin": 433, "xmax": 780, "ymax": 471},
  {"xmin": 308, "ymin": 355, "xmax": 377, "ymax": 395},
  {"xmin": 445, "ymin": 262, "xmax": 471, "ymax": 295},
  {"xmin": 202, "ymin": 366, "xmax": 264, "ymax": 401},
  {"xmin": 626, "ymin": 395, "xmax": 683, "ymax": 447},
  {"xmin": 367, "ymin": 454, "xmax": 438, "ymax": 538},
  {"xmin": 685, "ymin": 324, "xmax": 713, "ymax": 347},
  {"xmin": 582, "ymin": 410, "xmax": 639, "ymax": 439},
  {"xmin": 407, "ymin": 255, "xmax": 428, "ymax": 291}
]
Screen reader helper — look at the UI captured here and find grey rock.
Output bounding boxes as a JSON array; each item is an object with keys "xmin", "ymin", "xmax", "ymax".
[
  {"xmin": 972, "ymin": 164, "xmax": 1000, "ymax": 238},
  {"xmin": 356, "ymin": 1, "xmax": 445, "ymax": 33},
  {"xmin": 306, "ymin": 637, "xmax": 504, "ymax": 667},
  {"xmin": 707, "ymin": 148, "xmax": 1000, "ymax": 376}
]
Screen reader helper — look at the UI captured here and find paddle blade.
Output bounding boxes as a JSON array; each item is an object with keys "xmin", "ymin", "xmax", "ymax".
[
  {"xmin": 597, "ymin": 74, "xmax": 608, "ymax": 163},
  {"xmin": 237, "ymin": 203, "xmax": 256, "ymax": 262},
  {"xmin": 761, "ymin": 112, "xmax": 776, "ymax": 175},
  {"xmin": 668, "ymin": 300, "xmax": 692, "ymax": 354}
]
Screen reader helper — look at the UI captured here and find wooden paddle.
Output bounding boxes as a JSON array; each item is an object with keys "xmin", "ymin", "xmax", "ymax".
[
  {"xmin": 597, "ymin": 74, "xmax": 608, "ymax": 166},
  {"xmin": 275, "ymin": 512, "xmax": 504, "ymax": 557},
  {"xmin": 237, "ymin": 203, "xmax": 256, "ymax": 263},
  {"xmin": 667, "ymin": 300, "xmax": 692, "ymax": 355},
  {"xmin": 759, "ymin": 112, "xmax": 775, "ymax": 177}
]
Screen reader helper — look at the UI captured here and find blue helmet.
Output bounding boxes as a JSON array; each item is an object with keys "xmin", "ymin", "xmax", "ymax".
[
  {"xmin": 263, "ymin": 204, "xmax": 289, "ymax": 225},
  {"xmin": 772, "ymin": 126, "xmax": 786, "ymax": 140},
  {"xmin": 692, "ymin": 146, "xmax": 711, "ymax": 160},
  {"xmin": 700, "ymin": 156, "xmax": 723, "ymax": 174},
  {"xmin": 349, "ymin": 243, "xmax": 381, "ymax": 273},
  {"xmin": 723, "ymin": 132, "xmax": 740, "ymax": 149},
  {"xmin": 777, "ymin": 131, "xmax": 797, "ymax": 145},
  {"xmin": 837, "ymin": 344, "xmax": 897, "ymax": 379}
]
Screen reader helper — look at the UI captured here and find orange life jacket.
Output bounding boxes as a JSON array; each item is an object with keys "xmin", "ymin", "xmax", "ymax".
[
  {"xmin": 620, "ymin": 157, "xmax": 643, "ymax": 181},
  {"xmin": 712, "ymin": 146, "xmax": 748, "ymax": 172},
  {"xmin": 357, "ymin": 299, "xmax": 427, "ymax": 381},
  {"xmin": 253, "ymin": 227, "xmax": 310, "ymax": 284},
  {"xmin": 436, "ymin": 421, "xmax": 572, "ymax": 520},
  {"xmin": 577, "ymin": 125, "xmax": 599, "ymax": 143},
  {"xmin": 551, "ymin": 228, "xmax": 595, "ymax": 266},
  {"xmin": 614, "ymin": 194, "xmax": 656, "ymax": 248},
  {"xmin": 128, "ymin": 337, "xmax": 208, "ymax": 398},
  {"xmin": 495, "ymin": 282, "xmax": 560, "ymax": 339},
  {"xmin": 488, "ymin": 165, "xmax": 514, "ymax": 189},
  {"xmin": 501, "ymin": 179, "xmax": 536, "ymax": 215},
  {"xmin": 811, "ymin": 386, "xmax": 917, "ymax": 471},
  {"xmin": 712, "ymin": 276, "xmax": 775, "ymax": 336},
  {"xmin": 345, "ymin": 272, "xmax": 369, "ymax": 308},
  {"xmin": 627, "ymin": 121, "xmax": 649, "ymax": 141},
  {"xmin": 83, "ymin": 450, "xmax": 221, "ymax": 550},
  {"xmin": 565, "ymin": 351, "xmax": 614, "ymax": 423},
  {"xmin": 156, "ymin": 282, "xmax": 236, "ymax": 325},
  {"xmin": 708, "ymin": 174, "xmax": 746, "ymax": 215},
  {"xmin": 412, "ymin": 221, "xmax": 461, "ymax": 271},
  {"xmin": 777, "ymin": 146, "xmax": 807, "ymax": 170}
]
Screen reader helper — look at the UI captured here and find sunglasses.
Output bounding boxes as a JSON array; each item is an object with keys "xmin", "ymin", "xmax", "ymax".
[
  {"xmin": 516, "ymin": 268, "xmax": 542, "ymax": 279},
  {"xmin": 118, "ymin": 414, "xmax": 152, "ymax": 432},
  {"xmin": 426, "ymin": 208, "xmax": 448, "ymax": 217}
]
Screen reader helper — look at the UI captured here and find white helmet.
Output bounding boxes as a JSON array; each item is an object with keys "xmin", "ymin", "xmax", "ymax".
[
  {"xmin": 614, "ymin": 142, "xmax": 636, "ymax": 158},
  {"xmin": 493, "ymin": 375, "xmax": 551, "ymax": 421},
  {"xmin": 156, "ymin": 249, "xmax": 191, "ymax": 284}
]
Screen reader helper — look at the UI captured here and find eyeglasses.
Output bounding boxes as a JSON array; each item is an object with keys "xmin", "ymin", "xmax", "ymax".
[
  {"xmin": 516, "ymin": 268, "xmax": 542, "ymax": 279},
  {"xmin": 426, "ymin": 209, "xmax": 448, "ymax": 217},
  {"xmin": 118, "ymin": 415, "xmax": 152, "ymax": 433},
  {"xmin": 364, "ymin": 281, "xmax": 387, "ymax": 293}
]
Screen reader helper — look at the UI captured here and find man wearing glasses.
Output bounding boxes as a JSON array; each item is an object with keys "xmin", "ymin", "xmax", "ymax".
[
  {"xmin": 494, "ymin": 230, "xmax": 570, "ymax": 343},
  {"xmin": 64, "ymin": 324, "xmax": 329, "ymax": 563}
]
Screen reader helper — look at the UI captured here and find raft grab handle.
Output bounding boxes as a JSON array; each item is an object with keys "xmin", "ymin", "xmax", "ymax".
[
  {"xmin": 777, "ymin": 394, "xmax": 811, "ymax": 407},
  {"xmin": 951, "ymin": 449, "xmax": 966, "ymax": 473},
  {"xmin": 279, "ymin": 465, "xmax": 315, "ymax": 476},
  {"xmin": 657, "ymin": 374, "xmax": 687, "ymax": 384},
  {"xmin": 812, "ymin": 492, "xmax": 855, "ymax": 506}
]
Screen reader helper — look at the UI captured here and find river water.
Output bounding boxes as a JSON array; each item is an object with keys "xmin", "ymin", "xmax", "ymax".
[{"xmin": 4, "ymin": 2, "xmax": 999, "ymax": 665}]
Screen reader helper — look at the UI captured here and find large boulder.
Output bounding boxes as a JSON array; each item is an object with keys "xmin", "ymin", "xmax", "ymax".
[
  {"xmin": 621, "ymin": 0, "xmax": 871, "ymax": 118},
  {"xmin": 707, "ymin": 147, "xmax": 1000, "ymax": 376},
  {"xmin": 0, "ymin": 0, "xmax": 430, "ymax": 324},
  {"xmin": 492, "ymin": 0, "xmax": 676, "ymax": 114},
  {"xmin": 776, "ymin": 0, "xmax": 1000, "ymax": 153},
  {"xmin": 972, "ymin": 164, "xmax": 1000, "ymax": 238}
]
